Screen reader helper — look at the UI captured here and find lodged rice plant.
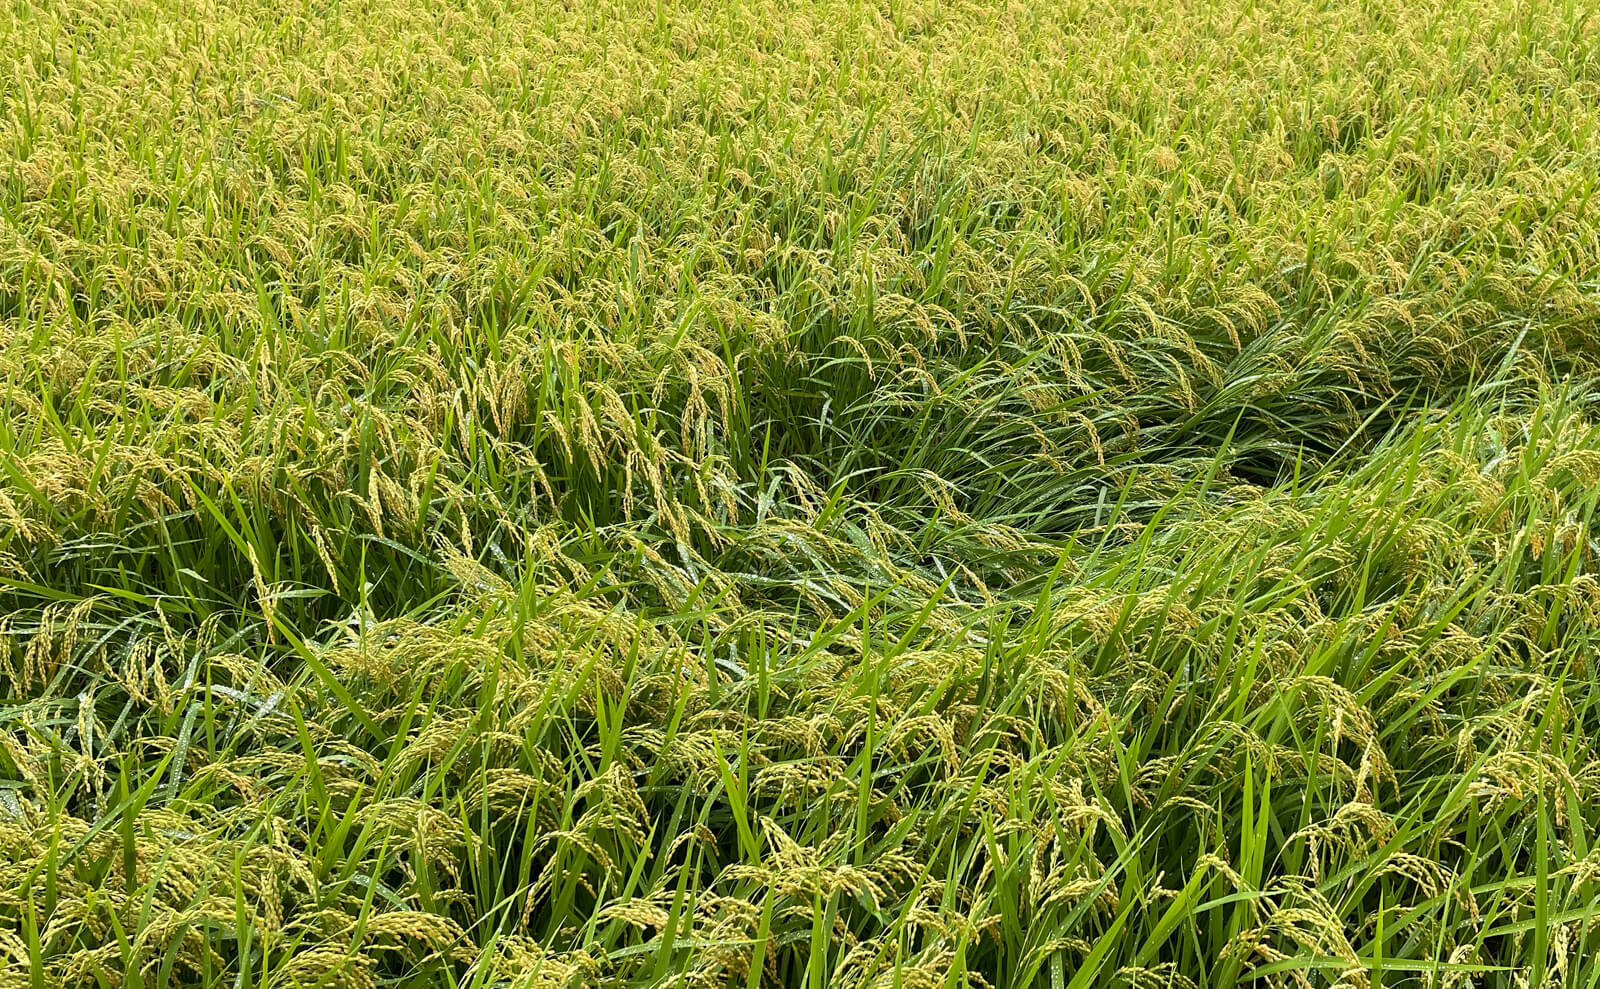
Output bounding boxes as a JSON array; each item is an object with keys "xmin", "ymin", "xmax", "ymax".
[{"xmin": 2, "ymin": 0, "xmax": 1599, "ymax": 984}]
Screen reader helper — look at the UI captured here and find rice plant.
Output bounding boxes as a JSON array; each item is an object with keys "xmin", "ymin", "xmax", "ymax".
[{"xmin": 2, "ymin": 0, "xmax": 1599, "ymax": 984}]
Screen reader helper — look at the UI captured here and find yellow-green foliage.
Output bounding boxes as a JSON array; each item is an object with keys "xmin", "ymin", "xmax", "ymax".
[{"xmin": 1, "ymin": 0, "xmax": 1599, "ymax": 985}]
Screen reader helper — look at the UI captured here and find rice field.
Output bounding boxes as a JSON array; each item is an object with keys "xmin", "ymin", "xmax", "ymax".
[{"xmin": 2, "ymin": 0, "xmax": 1599, "ymax": 984}]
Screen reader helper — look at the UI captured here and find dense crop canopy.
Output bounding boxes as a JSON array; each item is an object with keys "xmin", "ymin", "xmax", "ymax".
[{"xmin": 2, "ymin": 0, "xmax": 1599, "ymax": 985}]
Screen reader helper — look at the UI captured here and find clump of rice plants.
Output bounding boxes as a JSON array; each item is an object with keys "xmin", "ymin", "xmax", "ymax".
[{"xmin": 2, "ymin": 0, "xmax": 1599, "ymax": 984}]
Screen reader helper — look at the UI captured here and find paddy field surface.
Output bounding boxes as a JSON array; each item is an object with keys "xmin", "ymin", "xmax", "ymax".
[{"xmin": 2, "ymin": 0, "xmax": 1600, "ymax": 985}]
